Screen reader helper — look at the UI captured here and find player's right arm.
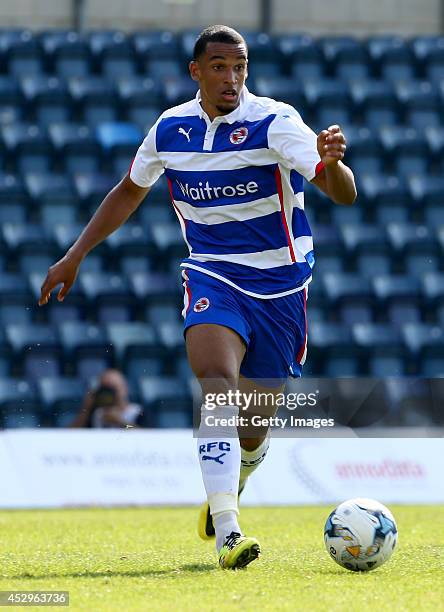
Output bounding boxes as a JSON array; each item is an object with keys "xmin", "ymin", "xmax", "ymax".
[
  {"xmin": 39, "ymin": 116, "xmax": 165, "ymax": 306},
  {"xmin": 38, "ymin": 175, "xmax": 149, "ymax": 306}
]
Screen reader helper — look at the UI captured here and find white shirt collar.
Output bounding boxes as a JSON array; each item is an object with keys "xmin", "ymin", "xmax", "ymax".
[{"xmin": 195, "ymin": 86, "xmax": 249, "ymax": 125}]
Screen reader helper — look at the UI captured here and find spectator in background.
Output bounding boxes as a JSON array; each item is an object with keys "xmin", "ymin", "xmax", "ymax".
[{"xmin": 71, "ymin": 369, "xmax": 143, "ymax": 428}]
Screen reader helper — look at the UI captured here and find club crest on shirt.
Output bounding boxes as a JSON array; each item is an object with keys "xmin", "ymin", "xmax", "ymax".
[
  {"xmin": 193, "ymin": 297, "xmax": 210, "ymax": 312},
  {"xmin": 229, "ymin": 126, "xmax": 248, "ymax": 145}
]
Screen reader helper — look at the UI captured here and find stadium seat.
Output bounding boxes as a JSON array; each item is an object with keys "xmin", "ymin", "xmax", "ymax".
[
  {"xmin": 106, "ymin": 322, "xmax": 161, "ymax": 365},
  {"xmin": 128, "ymin": 271, "xmax": 179, "ymax": 303},
  {"xmin": 319, "ymin": 36, "xmax": 370, "ymax": 80},
  {"xmin": 39, "ymin": 202, "xmax": 77, "ymax": 226},
  {"xmin": 20, "ymin": 76, "xmax": 71, "ymax": 127},
  {"xmin": 41, "ymin": 30, "xmax": 90, "ymax": 78},
  {"xmin": 146, "ymin": 58, "xmax": 183, "ymax": 82},
  {"xmin": 68, "ymin": 76, "xmax": 117, "ymax": 128},
  {"xmin": 1, "ymin": 222, "xmax": 56, "ymax": 259},
  {"xmin": 119, "ymin": 255, "xmax": 152, "ymax": 276},
  {"xmin": 0, "ymin": 378, "xmax": 40, "ymax": 428},
  {"xmin": 132, "ymin": 30, "xmax": 179, "ymax": 61},
  {"xmin": 308, "ymin": 321, "xmax": 359, "ymax": 375},
  {"xmin": 25, "ymin": 173, "xmax": 78, "ymax": 207},
  {"xmin": 106, "ymin": 223, "xmax": 151, "ymax": 259},
  {"xmin": 322, "ymin": 272, "xmax": 374, "ymax": 308},
  {"xmin": 359, "ymin": 173, "xmax": 410, "ymax": 211},
  {"xmin": 48, "ymin": 123, "xmax": 100, "ymax": 175},
  {"xmin": 355, "ymin": 253, "xmax": 392, "ymax": 278},
  {"xmin": 395, "ymin": 80, "xmax": 441, "ymax": 129},
  {"xmin": 2, "ymin": 123, "xmax": 52, "ymax": 174},
  {"xmin": 255, "ymin": 77, "xmax": 306, "ymax": 113},
  {"xmin": 352, "ymin": 323, "xmax": 405, "ymax": 375},
  {"xmin": 138, "ymin": 375, "xmax": 192, "ymax": 427},
  {"xmin": 37, "ymin": 376, "xmax": 85, "ymax": 427},
  {"xmin": 151, "ymin": 222, "xmax": 187, "ymax": 260},
  {"xmin": 386, "ymin": 223, "xmax": 436, "ymax": 260},
  {"xmin": 58, "ymin": 321, "xmax": 113, "ymax": 377},
  {"xmin": 0, "ymin": 272, "xmax": 31, "ymax": 303},
  {"xmin": 367, "ymin": 35, "xmax": 415, "ymax": 82},
  {"xmin": 87, "ymin": 30, "xmax": 134, "ymax": 73},
  {"xmin": 402, "ymin": 323, "xmax": 444, "ymax": 375},
  {"xmin": 411, "ymin": 35, "xmax": 444, "ymax": 82},
  {"xmin": 162, "ymin": 77, "xmax": 198, "ymax": 107},
  {"xmin": 5, "ymin": 322, "xmax": 62, "ymax": 380},
  {"xmin": 73, "ymin": 172, "xmax": 116, "ymax": 209},
  {"xmin": 372, "ymin": 275, "xmax": 422, "ymax": 325},
  {"xmin": 340, "ymin": 223, "xmax": 390, "ymax": 256},
  {"xmin": 116, "ymin": 75, "xmax": 163, "ymax": 115},
  {"xmin": 409, "ymin": 175, "xmax": 444, "ymax": 208},
  {"xmin": 4, "ymin": 31, "xmax": 44, "ymax": 78}
]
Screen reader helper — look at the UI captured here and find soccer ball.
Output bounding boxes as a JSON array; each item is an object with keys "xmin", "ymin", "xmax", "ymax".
[{"xmin": 324, "ymin": 497, "xmax": 398, "ymax": 571}]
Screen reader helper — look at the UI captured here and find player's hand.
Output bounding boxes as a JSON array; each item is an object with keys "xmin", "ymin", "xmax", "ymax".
[
  {"xmin": 317, "ymin": 125, "xmax": 347, "ymax": 166},
  {"xmin": 38, "ymin": 254, "xmax": 81, "ymax": 306}
]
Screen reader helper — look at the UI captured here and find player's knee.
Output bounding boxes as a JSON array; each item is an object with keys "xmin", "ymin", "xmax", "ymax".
[
  {"xmin": 195, "ymin": 364, "xmax": 238, "ymax": 396},
  {"xmin": 240, "ymin": 436, "xmax": 266, "ymax": 451}
]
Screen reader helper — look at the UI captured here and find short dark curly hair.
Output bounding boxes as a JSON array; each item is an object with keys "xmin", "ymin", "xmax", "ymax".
[{"xmin": 193, "ymin": 25, "xmax": 247, "ymax": 61}]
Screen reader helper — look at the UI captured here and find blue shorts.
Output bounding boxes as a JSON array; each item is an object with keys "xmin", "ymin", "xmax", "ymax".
[{"xmin": 181, "ymin": 268, "xmax": 308, "ymax": 381}]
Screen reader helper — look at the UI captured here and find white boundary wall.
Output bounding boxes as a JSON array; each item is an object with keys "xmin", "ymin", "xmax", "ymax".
[
  {"xmin": 1, "ymin": 429, "xmax": 443, "ymax": 508},
  {"xmin": 0, "ymin": 0, "xmax": 440, "ymax": 35}
]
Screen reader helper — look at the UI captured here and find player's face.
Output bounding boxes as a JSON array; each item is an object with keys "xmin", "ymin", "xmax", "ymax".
[{"xmin": 190, "ymin": 42, "xmax": 248, "ymax": 120}]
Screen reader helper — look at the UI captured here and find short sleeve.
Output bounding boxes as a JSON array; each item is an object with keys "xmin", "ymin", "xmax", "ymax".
[
  {"xmin": 268, "ymin": 109, "xmax": 322, "ymax": 182},
  {"xmin": 130, "ymin": 121, "xmax": 164, "ymax": 188}
]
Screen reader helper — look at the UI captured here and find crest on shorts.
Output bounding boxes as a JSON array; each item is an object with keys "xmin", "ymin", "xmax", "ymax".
[
  {"xmin": 229, "ymin": 126, "xmax": 248, "ymax": 145},
  {"xmin": 193, "ymin": 297, "xmax": 210, "ymax": 312}
]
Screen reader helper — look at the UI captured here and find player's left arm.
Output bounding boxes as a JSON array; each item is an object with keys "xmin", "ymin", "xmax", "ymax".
[{"xmin": 311, "ymin": 125, "xmax": 357, "ymax": 205}]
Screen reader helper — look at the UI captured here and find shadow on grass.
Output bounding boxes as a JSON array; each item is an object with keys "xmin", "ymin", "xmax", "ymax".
[{"xmin": 7, "ymin": 563, "xmax": 215, "ymax": 581}]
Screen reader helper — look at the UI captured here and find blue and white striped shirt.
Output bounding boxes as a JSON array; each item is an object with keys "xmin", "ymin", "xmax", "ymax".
[{"xmin": 130, "ymin": 86, "xmax": 323, "ymax": 299}]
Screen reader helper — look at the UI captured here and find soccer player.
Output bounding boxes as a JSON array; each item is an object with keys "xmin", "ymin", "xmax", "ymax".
[{"xmin": 39, "ymin": 25, "xmax": 356, "ymax": 569}]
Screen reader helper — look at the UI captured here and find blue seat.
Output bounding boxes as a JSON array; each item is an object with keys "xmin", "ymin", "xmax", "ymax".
[
  {"xmin": 18, "ymin": 253, "xmax": 53, "ymax": 275},
  {"xmin": 308, "ymin": 321, "xmax": 358, "ymax": 375},
  {"xmin": 0, "ymin": 272, "xmax": 30, "ymax": 301},
  {"xmin": 102, "ymin": 57, "xmax": 136, "ymax": 79},
  {"xmin": 0, "ymin": 174, "xmax": 27, "ymax": 211},
  {"xmin": 402, "ymin": 323, "xmax": 444, "ymax": 374},
  {"xmin": 313, "ymin": 254, "xmax": 344, "ymax": 276},
  {"xmin": 41, "ymin": 30, "xmax": 90, "ymax": 78},
  {"xmin": 126, "ymin": 356, "xmax": 165, "ymax": 383},
  {"xmin": 320, "ymin": 36, "xmax": 370, "ymax": 80},
  {"xmin": 345, "ymin": 125, "xmax": 385, "ymax": 173},
  {"xmin": 6, "ymin": 323, "xmax": 62, "ymax": 380},
  {"xmin": 255, "ymin": 77, "xmax": 305, "ymax": 112},
  {"xmin": 379, "ymin": 125, "xmax": 429, "ymax": 162},
  {"xmin": 395, "ymin": 80, "xmax": 441, "ymax": 129},
  {"xmin": 322, "ymin": 272, "xmax": 374, "ymax": 306},
  {"xmin": 421, "ymin": 273, "xmax": 444, "ymax": 314},
  {"xmin": 96, "ymin": 123, "xmax": 142, "ymax": 167},
  {"xmin": 138, "ymin": 375, "xmax": 192, "ymax": 427},
  {"xmin": 367, "ymin": 35, "xmax": 415, "ymax": 82},
  {"xmin": 68, "ymin": 76, "xmax": 117, "ymax": 128},
  {"xmin": 0, "ymin": 76, "xmax": 23, "ymax": 108},
  {"xmin": 0, "ymin": 303, "xmax": 31, "ymax": 326},
  {"xmin": 359, "ymin": 173, "xmax": 410, "ymax": 209},
  {"xmin": 145, "ymin": 303, "xmax": 179, "ymax": 326},
  {"xmin": 275, "ymin": 33, "xmax": 320, "ymax": 62},
  {"xmin": 339, "ymin": 303, "xmax": 373, "ymax": 325},
  {"xmin": 0, "ymin": 203, "xmax": 26, "ymax": 224},
  {"xmin": 119, "ymin": 255, "xmax": 152, "ymax": 276},
  {"xmin": 20, "ymin": 76, "xmax": 71, "ymax": 127},
  {"xmin": 352, "ymin": 323, "xmax": 405, "ymax": 368},
  {"xmin": 2, "ymin": 123, "xmax": 52, "ymax": 174},
  {"xmin": 37, "ymin": 376, "xmax": 85, "ymax": 427},
  {"xmin": 146, "ymin": 58, "xmax": 183, "ymax": 82},
  {"xmin": 0, "ymin": 378, "xmax": 39, "ymax": 428},
  {"xmin": 309, "ymin": 222, "xmax": 342, "ymax": 257},
  {"xmin": 162, "ymin": 77, "xmax": 198, "ymax": 107},
  {"xmin": 179, "ymin": 29, "xmax": 201, "ymax": 60},
  {"xmin": 25, "ymin": 172, "xmax": 78, "ymax": 207},
  {"xmin": 79, "ymin": 271, "xmax": 133, "ymax": 303},
  {"xmin": 106, "ymin": 223, "xmax": 150, "ymax": 257},
  {"xmin": 2, "ymin": 222, "xmax": 56, "ymax": 258},
  {"xmin": 106, "ymin": 322, "xmax": 160, "ymax": 364},
  {"xmin": 58, "ymin": 321, "xmax": 113, "ymax": 374},
  {"xmin": 4, "ymin": 31, "xmax": 43, "ymax": 78},
  {"xmin": 151, "ymin": 222, "xmax": 187, "ymax": 259},
  {"xmin": 87, "ymin": 30, "xmax": 134, "ymax": 71},
  {"xmin": 350, "ymin": 79, "xmax": 397, "ymax": 128},
  {"xmin": 73, "ymin": 172, "xmax": 116, "ymax": 209},
  {"xmin": 132, "ymin": 30, "xmax": 179, "ymax": 61},
  {"xmin": 48, "ymin": 123, "xmax": 100, "ymax": 174},
  {"xmin": 372, "ymin": 275, "xmax": 421, "ymax": 325},
  {"xmin": 248, "ymin": 60, "xmax": 283, "ymax": 82},
  {"xmin": 340, "ymin": 223, "xmax": 389, "ymax": 255},
  {"xmin": 242, "ymin": 31, "xmax": 276, "ymax": 62},
  {"xmin": 116, "ymin": 75, "xmax": 164, "ymax": 110},
  {"xmin": 129, "ymin": 271, "xmax": 179, "ymax": 303},
  {"xmin": 355, "ymin": 253, "xmax": 392, "ymax": 278},
  {"xmin": 411, "ymin": 36, "xmax": 444, "ymax": 82},
  {"xmin": 409, "ymin": 175, "xmax": 444, "ymax": 207},
  {"xmin": 386, "ymin": 222, "xmax": 436, "ymax": 257}
]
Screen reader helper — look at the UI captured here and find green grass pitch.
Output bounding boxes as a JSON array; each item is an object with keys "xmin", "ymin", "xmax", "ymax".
[{"xmin": 0, "ymin": 506, "xmax": 443, "ymax": 611}]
